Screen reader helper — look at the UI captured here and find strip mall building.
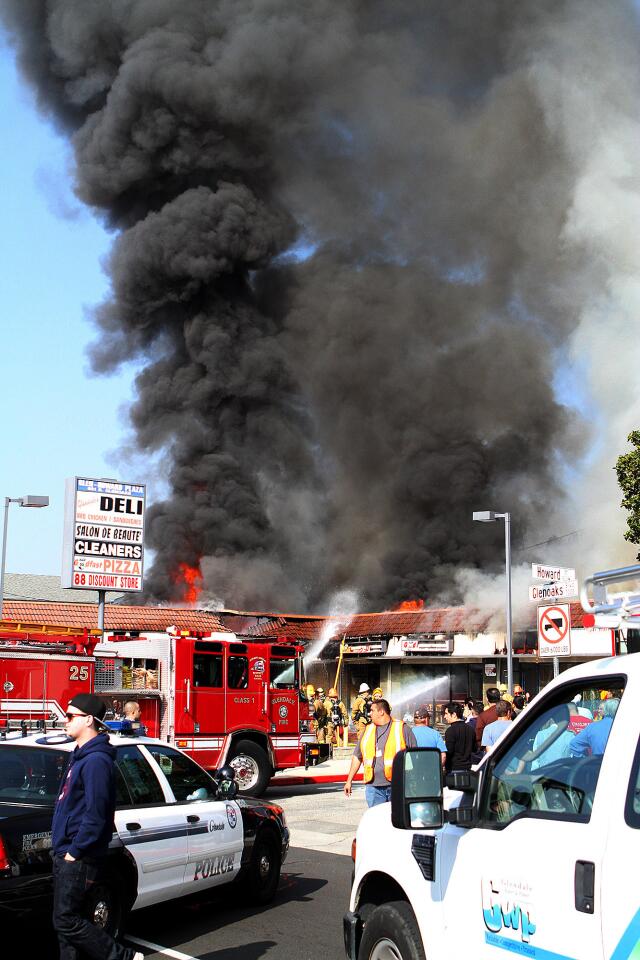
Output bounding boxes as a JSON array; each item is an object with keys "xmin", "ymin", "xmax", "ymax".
[
  {"xmin": 2, "ymin": 576, "xmax": 620, "ymax": 720},
  {"xmin": 216, "ymin": 603, "xmax": 618, "ymax": 718}
]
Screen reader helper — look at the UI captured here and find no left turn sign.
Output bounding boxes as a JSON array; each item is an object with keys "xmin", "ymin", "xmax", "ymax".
[{"xmin": 537, "ymin": 603, "xmax": 571, "ymax": 657}]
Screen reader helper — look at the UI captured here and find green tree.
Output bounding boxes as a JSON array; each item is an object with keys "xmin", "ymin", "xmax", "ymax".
[{"xmin": 616, "ymin": 431, "xmax": 640, "ymax": 554}]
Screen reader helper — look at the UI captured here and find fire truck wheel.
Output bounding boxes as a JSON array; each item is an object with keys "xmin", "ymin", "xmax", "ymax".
[
  {"xmin": 229, "ymin": 740, "xmax": 271, "ymax": 796},
  {"xmin": 242, "ymin": 829, "xmax": 282, "ymax": 905},
  {"xmin": 83, "ymin": 878, "xmax": 124, "ymax": 938}
]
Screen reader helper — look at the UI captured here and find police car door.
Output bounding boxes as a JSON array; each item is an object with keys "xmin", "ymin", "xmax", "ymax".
[
  {"xmin": 114, "ymin": 742, "xmax": 188, "ymax": 908},
  {"xmin": 440, "ymin": 675, "xmax": 624, "ymax": 960},
  {"xmin": 142, "ymin": 743, "xmax": 244, "ymax": 889}
]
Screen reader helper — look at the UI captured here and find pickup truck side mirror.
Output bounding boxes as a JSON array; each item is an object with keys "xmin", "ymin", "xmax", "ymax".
[
  {"xmin": 391, "ymin": 748, "xmax": 444, "ymax": 830},
  {"xmin": 445, "ymin": 769, "xmax": 479, "ymax": 792},
  {"xmin": 444, "ymin": 769, "xmax": 479, "ymax": 828}
]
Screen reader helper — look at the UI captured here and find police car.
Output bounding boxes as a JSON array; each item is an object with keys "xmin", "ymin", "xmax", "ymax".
[{"xmin": 0, "ymin": 725, "xmax": 289, "ymax": 936}]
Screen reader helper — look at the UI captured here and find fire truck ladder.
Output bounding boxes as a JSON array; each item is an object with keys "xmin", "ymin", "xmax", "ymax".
[
  {"xmin": 0, "ymin": 620, "xmax": 105, "ymax": 734},
  {"xmin": 0, "ymin": 619, "xmax": 103, "ymax": 654}
]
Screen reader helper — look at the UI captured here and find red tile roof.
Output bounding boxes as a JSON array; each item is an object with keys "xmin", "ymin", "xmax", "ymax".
[
  {"xmin": 2, "ymin": 601, "xmax": 229, "ymax": 634},
  {"xmin": 4, "ymin": 599, "xmax": 588, "ymax": 645},
  {"xmin": 242, "ymin": 616, "xmax": 325, "ymax": 641},
  {"xmin": 229, "ymin": 602, "xmax": 591, "ymax": 641},
  {"xmin": 237, "ymin": 607, "xmax": 494, "ymax": 641}
]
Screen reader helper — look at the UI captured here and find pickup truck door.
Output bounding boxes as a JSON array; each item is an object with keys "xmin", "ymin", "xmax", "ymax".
[
  {"xmin": 142, "ymin": 743, "xmax": 244, "ymax": 889},
  {"xmin": 600, "ymin": 686, "xmax": 640, "ymax": 960},
  {"xmin": 440, "ymin": 675, "xmax": 625, "ymax": 960}
]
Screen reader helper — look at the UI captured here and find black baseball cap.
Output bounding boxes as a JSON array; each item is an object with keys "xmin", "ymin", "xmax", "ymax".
[
  {"xmin": 413, "ymin": 706, "xmax": 431, "ymax": 720},
  {"xmin": 67, "ymin": 693, "xmax": 109, "ymax": 730}
]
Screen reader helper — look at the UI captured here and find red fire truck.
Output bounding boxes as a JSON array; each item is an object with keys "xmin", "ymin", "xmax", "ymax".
[{"xmin": 0, "ymin": 619, "xmax": 326, "ymax": 795}]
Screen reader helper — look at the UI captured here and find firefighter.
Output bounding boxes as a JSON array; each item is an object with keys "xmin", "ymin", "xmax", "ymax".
[
  {"xmin": 325, "ymin": 687, "xmax": 348, "ymax": 745},
  {"xmin": 314, "ymin": 687, "xmax": 329, "ymax": 743},
  {"xmin": 352, "ymin": 683, "xmax": 373, "ymax": 740},
  {"xmin": 306, "ymin": 685, "xmax": 318, "ymax": 736},
  {"xmin": 372, "ymin": 687, "xmax": 384, "ymax": 701}
]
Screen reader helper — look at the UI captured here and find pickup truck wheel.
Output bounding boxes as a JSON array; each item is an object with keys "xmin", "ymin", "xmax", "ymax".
[
  {"xmin": 229, "ymin": 740, "xmax": 271, "ymax": 796},
  {"xmin": 241, "ymin": 830, "xmax": 282, "ymax": 905},
  {"xmin": 358, "ymin": 901, "xmax": 426, "ymax": 960},
  {"xmin": 84, "ymin": 880, "xmax": 123, "ymax": 938}
]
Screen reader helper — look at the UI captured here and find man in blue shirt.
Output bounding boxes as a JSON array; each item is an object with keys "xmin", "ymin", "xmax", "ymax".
[
  {"xmin": 571, "ymin": 698, "xmax": 619, "ymax": 757},
  {"xmin": 481, "ymin": 699, "xmax": 512, "ymax": 754},
  {"xmin": 52, "ymin": 693, "xmax": 143, "ymax": 960},
  {"xmin": 412, "ymin": 707, "xmax": 447, "ymax": 769}
]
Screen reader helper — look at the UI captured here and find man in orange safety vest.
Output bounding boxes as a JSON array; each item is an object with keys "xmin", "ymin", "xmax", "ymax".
[{"xmin": 343, "ymin": 698, "xmax": 417, "ymax": 807}]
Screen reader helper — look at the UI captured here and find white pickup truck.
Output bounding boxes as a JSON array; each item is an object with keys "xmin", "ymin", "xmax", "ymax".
[{"xmin": 344, "ymin": 652, "xmax": 640, "ymax": 960}]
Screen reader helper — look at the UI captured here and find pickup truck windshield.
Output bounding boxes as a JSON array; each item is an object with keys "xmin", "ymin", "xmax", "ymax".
[
  {"xmin": 0, "ymin": 746, "xmax": 69, "ymax": 807},
  {"xmin": 479, "ymin": 678, "xmax": 625, "ymax": 826}
]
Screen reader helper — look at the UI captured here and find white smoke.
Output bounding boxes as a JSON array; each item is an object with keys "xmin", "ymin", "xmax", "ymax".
[
  {"xmin": 303, "ymin": 588, "xmax": 361, "ymax": 664},
  {"xmin": 442, "ymin": 564, "xmax": 533, "ymax": 631},
  {"xmin": 526, "ymin": 5, "xmax": 640, "ymax": 577}
]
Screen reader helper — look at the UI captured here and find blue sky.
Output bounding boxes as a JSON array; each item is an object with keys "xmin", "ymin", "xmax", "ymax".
[{"xmin": 0, "ymin": 37, "xmax": 138, "ymax": 577}]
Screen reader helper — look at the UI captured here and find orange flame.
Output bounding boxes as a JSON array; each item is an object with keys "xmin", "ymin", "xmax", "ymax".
[
  {"xmin": 395, "ymin": 599, "xmax": 425, "ymax": 611},
  {"xmin": 175, "ymin": 562, "xmax": 203, "ymax": 604}
]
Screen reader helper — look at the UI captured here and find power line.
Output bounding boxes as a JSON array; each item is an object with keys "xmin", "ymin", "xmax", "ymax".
[{"xmin": 517, "ymin": 529, "xmax": 583, "ymax": 552}]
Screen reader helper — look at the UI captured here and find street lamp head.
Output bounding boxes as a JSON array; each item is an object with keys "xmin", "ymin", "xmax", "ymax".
[
  {"xmin": 19, "ymin": 496, "xmax": 49, "ymax": 508},
  {"xmin": 472, "ymin": 510, "xmax": 496, "ymax": 522}
]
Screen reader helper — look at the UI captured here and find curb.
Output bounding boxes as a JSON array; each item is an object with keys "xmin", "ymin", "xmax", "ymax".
[{"xmin": 270, "ymin": 772, "xmax": 364, "ymax": 787}]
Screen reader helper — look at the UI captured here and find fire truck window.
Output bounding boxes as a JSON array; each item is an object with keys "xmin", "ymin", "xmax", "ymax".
[
  {"xmin": 193, "ymin": 654, "xmax": 222, "ymax": 688},
  {"xmin": 228, "ymin": 656, "xmax": 249, "ymax": 689},
  {"xmin": 115, "ymin": 745, "xmax": 164, "ymax": 806},
  {"xmin": 270, "ymin": 658, "xmax": 297, "ymax": 689},
  {"xmin": 145, "ymin": 745, "xmax": 216, "ymax": 802}
]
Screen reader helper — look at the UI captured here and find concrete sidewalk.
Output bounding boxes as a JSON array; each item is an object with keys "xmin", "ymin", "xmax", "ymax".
[{"xmin": 267, "ymin": 779, "xmax": 368, "ymax": 855}]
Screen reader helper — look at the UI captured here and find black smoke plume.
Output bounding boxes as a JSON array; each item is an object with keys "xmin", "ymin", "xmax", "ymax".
[{"xmin": 3, "ymin": 1, "xmax": 632, "ymax": 609}]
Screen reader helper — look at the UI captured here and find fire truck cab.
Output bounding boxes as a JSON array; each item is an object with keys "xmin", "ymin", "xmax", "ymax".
[{"xmin": 99, "ymin": 630, "xmax": 313, "ymax": 795}]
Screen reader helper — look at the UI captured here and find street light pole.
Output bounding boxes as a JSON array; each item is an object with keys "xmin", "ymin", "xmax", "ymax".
[
  {"xmin": 0, "ymin": 495, "xmax": 50, "ymax": 620},
  {"xmin": 0, "ymin": 499, "xmax": 11, "ymax": 621},
  {"xmin": 472, "ymin": 509, "xmax": 514, "ymax": 694}
]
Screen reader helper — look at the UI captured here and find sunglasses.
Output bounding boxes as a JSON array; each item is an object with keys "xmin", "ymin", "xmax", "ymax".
[{"xmin": 65, "ymin": 712, "xmax": 89, "ymax": 720}]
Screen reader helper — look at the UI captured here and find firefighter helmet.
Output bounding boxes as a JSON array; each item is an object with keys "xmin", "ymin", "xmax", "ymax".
[
  {"xmin": 358, "ymin": 683, "xmax": 370, "ymax": 693},
  {"xmin": 372, "ymin": 687, "xmax": 383, "ymax": 698},
  {"xmin": 328, "ymin": 688, "xmax": 337, "ymax": 697}
]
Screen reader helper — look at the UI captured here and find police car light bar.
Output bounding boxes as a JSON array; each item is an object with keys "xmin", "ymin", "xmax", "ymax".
[
  {"xmin": 104, "ymin": 719, "xmax": 146, "ymax": 736},
  {"xmin": 581, "ymin": 563, "xmax": 640, "ymax": 628}
]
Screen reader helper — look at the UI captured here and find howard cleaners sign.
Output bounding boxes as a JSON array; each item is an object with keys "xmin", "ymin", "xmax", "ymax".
[{"xmin": 61, "ymin": 477, "xmax": 146, "ymax": 593}]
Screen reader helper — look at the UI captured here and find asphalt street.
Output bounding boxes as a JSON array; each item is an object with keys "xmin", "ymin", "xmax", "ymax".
[
  {"xmin": 123, "ymin": 782, "xmax": 368, "ymax": 959},
  {"xmin": 124, "ymin": 845, "xmax": 353, "ymax": 960},
  {"xmin": 28, "ymin": 781, "xmax": 368, "ymax": 959}
]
